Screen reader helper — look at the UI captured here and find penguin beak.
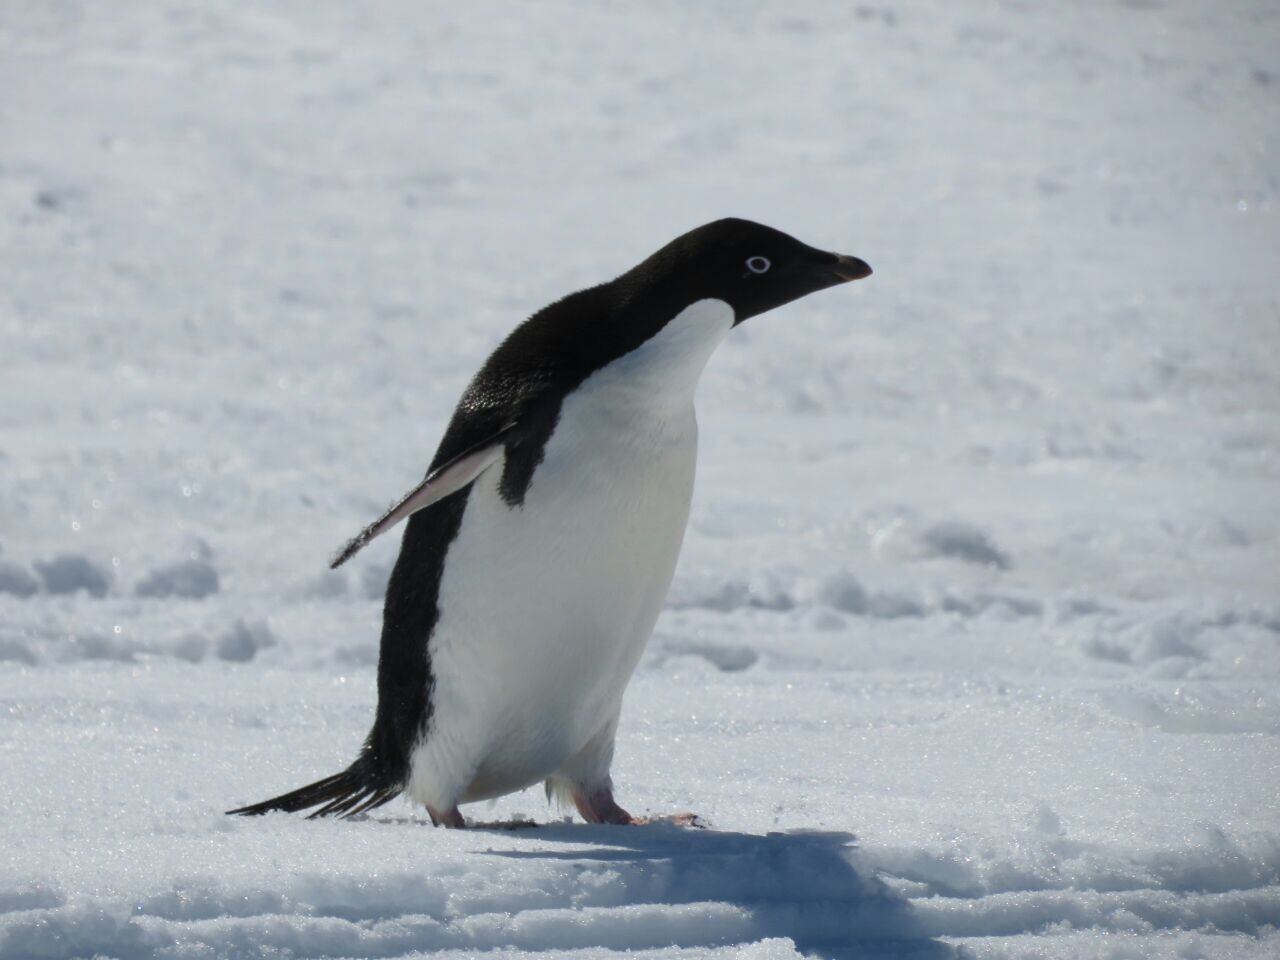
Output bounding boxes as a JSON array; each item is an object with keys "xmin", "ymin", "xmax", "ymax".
[{"xmin": 828, "ymin": 254, "xmax": 873, "ymax": 283}]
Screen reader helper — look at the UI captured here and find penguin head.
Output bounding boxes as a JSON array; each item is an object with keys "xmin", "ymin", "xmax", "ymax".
[{"xmin": 625, "ymin": 218, "xmax": 872, "ymax": 325}]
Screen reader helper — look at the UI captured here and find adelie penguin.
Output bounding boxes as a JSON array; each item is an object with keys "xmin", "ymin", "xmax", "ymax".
[{"xmin": 229, "ymin": 218, "xmax": 871, "ymax": 828}]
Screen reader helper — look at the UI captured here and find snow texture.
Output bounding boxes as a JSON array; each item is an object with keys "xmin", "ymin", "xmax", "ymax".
[
  {"xmin": 135, "ymin": 560, "xmax": 217, "ymax": 599},
  {"xmin": 1, "ymin": 1, "xmax": 1278, "ymax": 958}
]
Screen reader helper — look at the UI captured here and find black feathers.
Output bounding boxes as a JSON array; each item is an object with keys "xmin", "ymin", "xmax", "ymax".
[{"xmin": 227, "ymin": 752, "xmax": 400, "ymax": 819}]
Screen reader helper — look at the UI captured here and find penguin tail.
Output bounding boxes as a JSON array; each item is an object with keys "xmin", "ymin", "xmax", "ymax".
[{"xmin": 227, "ymin": 755, "xmax": 401, "ymax": 820}]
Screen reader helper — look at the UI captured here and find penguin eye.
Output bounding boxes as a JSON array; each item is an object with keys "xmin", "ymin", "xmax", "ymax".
[{"xmin": 745, "ymin": 255, "xmax": 771, "ymax": 275}]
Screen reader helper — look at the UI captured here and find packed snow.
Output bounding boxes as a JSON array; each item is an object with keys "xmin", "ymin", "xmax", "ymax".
[{"xmin": 2, "ymin": 1, "xmax": 1278, "ymax": 957}]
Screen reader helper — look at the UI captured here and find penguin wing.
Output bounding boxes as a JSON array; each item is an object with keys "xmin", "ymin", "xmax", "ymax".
[{"xmin": 329, "ymin": 421, "xmax": 516, "ymax": 569}]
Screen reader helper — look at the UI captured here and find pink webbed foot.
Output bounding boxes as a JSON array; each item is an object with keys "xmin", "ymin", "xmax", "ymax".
[
  {"xmin": 427, "ymin": 805, "xmax": 466, "ymax": 828},
  {"xmin": 572, "ymin": 787, "xmax": 636, "ymax": 825},
  {"xmin": 629, "ymin": 811, "xmax": 707, "ymax": 828},
  {"xmin": 571, "ymin": 788, "xmax": 706, "ymax": 828},
  {"xmin": 652, "ymin": 811, "xmax": 707, "ymax": 828}
]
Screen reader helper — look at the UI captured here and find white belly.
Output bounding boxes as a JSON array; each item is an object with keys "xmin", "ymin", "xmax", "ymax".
[{"xmin": 406, "ymin": 298, "xmax": 733, "ymax": 809}]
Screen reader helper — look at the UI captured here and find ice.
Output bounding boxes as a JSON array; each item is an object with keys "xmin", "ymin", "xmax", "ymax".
[{"xmin": 2, "ymin": 1, "xmax": 1278, "ymax": 957}]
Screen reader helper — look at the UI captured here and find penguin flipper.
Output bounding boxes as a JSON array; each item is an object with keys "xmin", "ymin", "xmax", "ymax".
[
  {"xmin": 227, "ymin": 758, "xmax": 401, "ymax": 819},
  {"xmin": 329, "ymin": 421, "xmax": 516, "ymax": 569}
]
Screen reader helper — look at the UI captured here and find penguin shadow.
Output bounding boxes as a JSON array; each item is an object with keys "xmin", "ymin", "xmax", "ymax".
[{"xmin": 476, "ymin": 821, "xmax": 954, "ymax": 960}]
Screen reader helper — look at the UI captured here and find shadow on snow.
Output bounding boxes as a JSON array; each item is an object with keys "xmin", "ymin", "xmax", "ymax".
[{"xmin": 481, "ymin": 821, "xmax": 954, "ymax": 959}]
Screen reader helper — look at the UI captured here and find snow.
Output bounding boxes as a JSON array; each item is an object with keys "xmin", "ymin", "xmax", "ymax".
[{"xmin": 1, "ymin": 1, "xmax": 1277, "ymax": 957}]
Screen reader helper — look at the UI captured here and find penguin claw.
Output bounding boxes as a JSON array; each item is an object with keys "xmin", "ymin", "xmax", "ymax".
[
  {"xmin": 632, "ymin": 811, "xmax": 708, "ymax": 829},
  {"xmin": 668, "ymin": 811, "xmax": 708, "ymax": 829}
]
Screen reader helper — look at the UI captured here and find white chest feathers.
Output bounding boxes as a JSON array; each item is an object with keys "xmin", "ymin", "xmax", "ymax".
[{"xmin": 407, "ymin": 299, "xmax": 734, "ymax": 809}]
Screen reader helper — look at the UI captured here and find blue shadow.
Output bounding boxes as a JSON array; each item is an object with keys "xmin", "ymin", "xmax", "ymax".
[{"xmin": 480, "ymin": 822, "xmax": 953, "ymax": 959}]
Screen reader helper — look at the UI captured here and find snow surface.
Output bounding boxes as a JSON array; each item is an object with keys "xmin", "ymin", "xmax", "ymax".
[{"xmin": 2, "ymin": 1, "xmax": 1278, "ymax": 957}]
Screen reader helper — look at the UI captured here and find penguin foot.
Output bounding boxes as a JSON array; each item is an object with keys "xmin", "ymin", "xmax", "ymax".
[
  {"xmin": 570, "ymin": 790, "xmax": 706, "ymax": 828},
  {"xmin": 571, "ymin": 787, "xmax": 636, "ymax": 825},
  {"xmin": 427, "ymin": 804, "xmax": 466, "ymax": 828},
  {"xmin": 634, "ymin": 811, "xmax": 708, "ymax": 829},
  {"xmin": 666, "ymin": 811, "xmax": 707, "ymax": 828}
]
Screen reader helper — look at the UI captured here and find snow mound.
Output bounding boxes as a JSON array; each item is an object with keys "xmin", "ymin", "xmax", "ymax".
[
  {"xmin": 215, "ymin": 620, "xmax": 276, "ymax": 663},
  {"xmin": 32, "ymin": 554, "xmax": 111, "ymax": 597},
  {"xmin": 135, "ymin": 559, "xmax": 220, "ymax": 599},
  {"xmin": 0, "ymin": 562, "xmax": 38, "ymax": 598},
  {"xmin": 0, "ymin": 635, "xmax": 36, "ymax": 665},
  {"xmin": 813, "ymin": 570, "xmax": 925, "ymax": 620},
  {"xmin": 872, "ymin": 520, "xmax": 1011, "ymax": 571}
]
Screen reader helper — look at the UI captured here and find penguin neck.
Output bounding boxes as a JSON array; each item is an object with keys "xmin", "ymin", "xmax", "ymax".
[{"xmin": 589, "ymin": 298, "xmax": 734, "ymax": 414}]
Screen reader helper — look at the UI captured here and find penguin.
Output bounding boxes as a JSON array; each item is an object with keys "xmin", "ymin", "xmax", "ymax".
[{"xmin": 229, "ymin": 218, "xmax": 871, "ymax": 827}]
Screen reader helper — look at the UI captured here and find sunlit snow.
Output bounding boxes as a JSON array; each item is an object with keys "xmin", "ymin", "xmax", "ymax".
[{"xmin": 1, "ymin": 2, "xmax": 1277, "ymax": 958}]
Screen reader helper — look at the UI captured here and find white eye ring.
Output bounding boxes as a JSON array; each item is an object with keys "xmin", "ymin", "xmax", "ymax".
[{"xmin": 745, "ymin": 255, "xmax": 771, "ymax": 274}]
